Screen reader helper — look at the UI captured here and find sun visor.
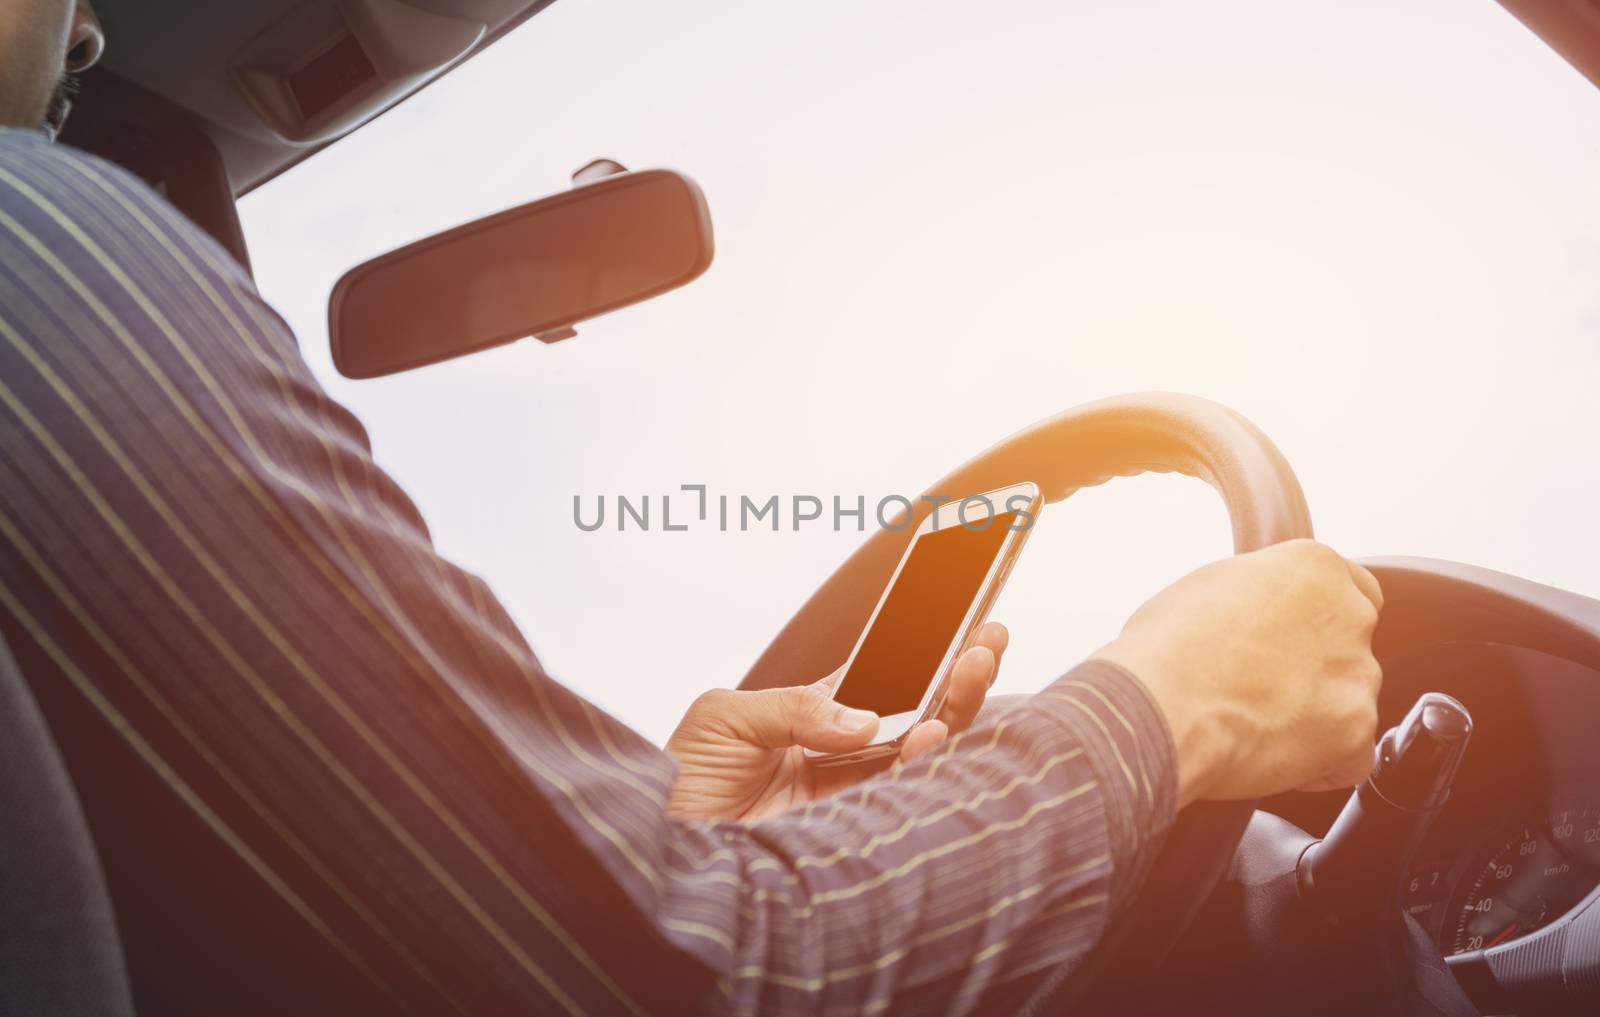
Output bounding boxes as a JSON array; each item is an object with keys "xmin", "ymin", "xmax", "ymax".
[{"xmin": 228, "ymin": 0, "xmax": 486, "ymax": 145}]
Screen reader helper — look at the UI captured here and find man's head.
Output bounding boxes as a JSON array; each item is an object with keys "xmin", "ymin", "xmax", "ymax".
[{"xmin": 0, "ymin": 0, "xmax": 103, "ymax": 139}]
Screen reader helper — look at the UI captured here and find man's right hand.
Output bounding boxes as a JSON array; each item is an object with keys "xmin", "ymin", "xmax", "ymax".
[{"xmin": 1095, "ymin": 539, "xmax": 1384, "ymax": 809}]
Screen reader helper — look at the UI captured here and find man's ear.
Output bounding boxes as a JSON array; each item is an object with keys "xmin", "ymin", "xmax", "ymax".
[{"xmin": 64, "ymin": 4, "xmax": 104, "ymax": 73}]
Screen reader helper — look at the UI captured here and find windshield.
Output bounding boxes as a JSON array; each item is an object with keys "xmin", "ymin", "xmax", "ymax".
[{"xmin": 238, "ymin": 0, "xmax": 1600, "ymax": 743}]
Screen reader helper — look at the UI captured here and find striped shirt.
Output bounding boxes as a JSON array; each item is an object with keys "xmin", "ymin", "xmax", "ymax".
[{"xmin": 0, "ymin": 128, "xmax": 1177, "ymax": 1016}]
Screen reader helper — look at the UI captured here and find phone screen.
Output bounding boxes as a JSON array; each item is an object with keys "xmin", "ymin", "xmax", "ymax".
[{"xmin": 835, "ymin": 512, "xmax": 1017, "ymax": 717}]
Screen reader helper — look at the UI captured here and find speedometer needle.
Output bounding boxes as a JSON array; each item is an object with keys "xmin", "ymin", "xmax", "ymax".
[{"xmin": 1485, "ymin": 924, "xmax": 1520, "ymax": 949}]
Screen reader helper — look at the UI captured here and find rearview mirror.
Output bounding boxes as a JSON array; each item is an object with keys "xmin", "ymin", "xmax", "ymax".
[{"xmin": 328, "ymin": 169, "xmax": 713, "ymax": 378}]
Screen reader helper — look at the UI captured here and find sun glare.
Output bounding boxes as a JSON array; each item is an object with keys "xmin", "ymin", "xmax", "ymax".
[{"xmin": 241, "ymin": 0, "xmax": 1600, "ymax": 742}]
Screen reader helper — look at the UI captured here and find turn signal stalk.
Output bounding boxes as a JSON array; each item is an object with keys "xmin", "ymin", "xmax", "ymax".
[{"xmin": 1297, "ymin": 693, "xmax": 1473, "ymax": 926}]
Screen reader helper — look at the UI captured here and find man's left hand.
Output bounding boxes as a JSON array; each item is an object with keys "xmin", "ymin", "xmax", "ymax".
[{"xmin": 665, "ymin": 623, "xmax": 1009, "ymax": 822}]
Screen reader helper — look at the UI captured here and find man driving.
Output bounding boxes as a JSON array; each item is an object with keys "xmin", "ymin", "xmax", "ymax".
[{"xmin": 0, "ymin": 3, "xmax": 1385, "ymax": 1014}]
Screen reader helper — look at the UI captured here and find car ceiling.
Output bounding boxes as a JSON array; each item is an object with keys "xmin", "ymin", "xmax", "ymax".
[
  {"xmin": 90, "ymin": 0, "xmax": 560, "ymax": 195},
  {"xmin": 1497, "ymin": 0, "xmax": 1600, "ymax": 88},
  {"xmin": 83, "ymin": 0, "xmax": 1595, "ymax": 202}
]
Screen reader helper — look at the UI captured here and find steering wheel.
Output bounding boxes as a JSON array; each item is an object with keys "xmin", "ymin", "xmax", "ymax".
[{"xmin": 738, "ymin": 391, "xmax": 1313, "ymax": 967}]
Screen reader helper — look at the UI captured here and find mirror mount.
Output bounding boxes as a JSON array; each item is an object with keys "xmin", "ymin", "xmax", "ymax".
[
  {"xmin": 529, "ymin": 158, "xmax": 632, "ymax": 344},
  {"xmin": 571, "ymin": 158, "xmax": 628, "ymax": 185},
  {"xmin": 533, "ymin": 325, "xmax": 578, "ymax": 344}
]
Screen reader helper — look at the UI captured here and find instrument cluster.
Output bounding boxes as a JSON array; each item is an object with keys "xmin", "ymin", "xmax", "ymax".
[{"xmin": 1406, "ymin": 804, "xmax": 1600, "ymax": 956}]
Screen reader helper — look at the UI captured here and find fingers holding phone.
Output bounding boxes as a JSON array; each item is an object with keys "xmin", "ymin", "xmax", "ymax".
[
  {"xmin": 897, "ymin": 622, "xmax": 1009, "ymax": 762},
  {"xmin": 805, "ymin": 483, "xmax": 1040, "ymax": 768}
]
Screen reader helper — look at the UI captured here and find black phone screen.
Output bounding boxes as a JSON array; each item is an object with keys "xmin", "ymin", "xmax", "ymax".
[{"xmin": 834, "ymin": 513, "xmax": 1016, "ymax": 717}]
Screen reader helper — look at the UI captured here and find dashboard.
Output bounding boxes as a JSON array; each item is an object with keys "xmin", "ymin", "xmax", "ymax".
[
  {"xmin": 1390, "ymin": 644, "xmax": 1600, "ymax": 960},
  {"xmin": 1263, "ymin": 559, "xmax": 1600, "ymax": 1016}
]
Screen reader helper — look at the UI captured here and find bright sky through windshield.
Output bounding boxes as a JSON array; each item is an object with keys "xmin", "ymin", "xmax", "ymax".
[{"xmin": 240, "ymin": 0, "xmax": 1600, "ymax": 744}]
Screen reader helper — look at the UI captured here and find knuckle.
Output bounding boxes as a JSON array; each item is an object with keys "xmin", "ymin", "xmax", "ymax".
[
  {"xmin": 1355, "ymin": 565, "xmax": 1385, "ymax": 610},
  {"xmin": 1353, "ymin": 593, "xmax": 1380, "ymax": 628},
  {"xmin": 1339, "ymin": 653, "xmax": 1381, "ymax": 692},
  {"xmin": 1355, "ymin": 719, "xmax": 1378, "ymax": 753},
  {"xmin": 794, "ymin": 683, "xmax": 834, "ymax": 716},
  {"xmin": 693, "ymin": 688, "xmax": 733, "ymax": 712},
  {"xmin": 1352, "ymin": 702, "xmax": 1380, "ymax": 744},
  {"xmin": 1280, "ymin": 541, "xmax": 1344, "ymax": 596},
  {"xmin": 1273, "ymin": 538, "xmax": 1314, "ymax": 568},
  {"xmin": 1294, "ymin": 539, "xmax": 1339, "ymax": 567}
]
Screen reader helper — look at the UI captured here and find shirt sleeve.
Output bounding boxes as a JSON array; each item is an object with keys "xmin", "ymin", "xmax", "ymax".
[{"xmin": 0, "ymin": 129, "xmax": 1177, "ymax": 1017}]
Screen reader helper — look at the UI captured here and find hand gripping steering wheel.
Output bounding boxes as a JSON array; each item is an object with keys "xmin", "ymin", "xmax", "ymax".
[{"xmin": 738, "ymin": 392, "xmax": 1314, "ymax": 969}]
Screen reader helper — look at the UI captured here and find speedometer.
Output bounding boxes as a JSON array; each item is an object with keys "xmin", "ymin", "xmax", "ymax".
[{"xmin": 1444, "ymin": 806, "xmax": 1600, "ymax": 955}]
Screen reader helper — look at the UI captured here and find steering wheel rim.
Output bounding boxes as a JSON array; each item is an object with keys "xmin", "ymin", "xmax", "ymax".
[{"xmin": 738, "ymin": 391, "xmax": 1314, "ymax": 969}]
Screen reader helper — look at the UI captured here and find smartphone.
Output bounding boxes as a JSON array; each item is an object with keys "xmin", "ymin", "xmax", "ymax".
[{"xmin": 804, "ymin": 481, "xmax": 1043, "ymax": 767}]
